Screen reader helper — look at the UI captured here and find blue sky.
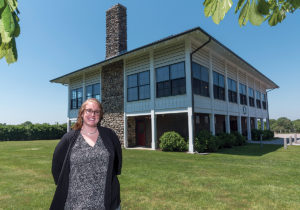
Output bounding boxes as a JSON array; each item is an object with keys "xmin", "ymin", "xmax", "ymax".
[{"xmin": 1, "ymin": 0, "xmax": 299, "ymax": 124}]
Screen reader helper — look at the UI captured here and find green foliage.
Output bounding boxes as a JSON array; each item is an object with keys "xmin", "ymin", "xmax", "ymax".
[
  {"xmin": 159, "ymin": 131, "xmax": 187, "ymax": 152},
  {"xmin": 0, "ymin": 0, "xmax": 19, "ymax": 64},
  {"xmin": 194, "ymin": 130, "xmax": 219, "ymax": 152},
  {"xmin": 0, "ymin": 122, "xmax": 67, "ymax": 141},
  {"xmin": 203, "ymin": 0, "xmax": 300, "ymax": 27},
  {"xmin": 251, "ymin": 128, "xmax": 274, "ymax": 140},
  {"xmin": 217, "ymin": 132, "xmax": 236, "ymax": 148},
  {"xmin": 232, "ymin": 131, "xmax": 246, "ymax": 146}
]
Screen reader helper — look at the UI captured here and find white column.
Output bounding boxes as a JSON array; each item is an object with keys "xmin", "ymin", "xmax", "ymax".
[
  {"xmin": 123, "ymin": 114, "xmax": 128, "ymax": 148},
  {"xmin": 185, "ymin": 39, "xmax": 194, "ymax": 153},
  {"xmin": 82, "ymin": 73, "xmax": 86, "ymax": 101},
  {"xmin": 237, "ymin": 116, "xmax": 242, "ymax": 134},
  {"xmin": 151, "ymin": 110, "xmax": 157, "ymax": 150},
  {"xmin": 67, "ymin": 118, "xmax": 71, "ymax": 132},
  {"xmin": 226, "ymin": 115, "xmax": 230, "ymax": 134},
  {"xmin": 99, "ymin": 67, "xmax": 102, "ymax": 102},
  {"xmin": 254, "ymin": 117, "xmax": 258, "ymax": 129},
  {"xmin": 247, "ymin": 117, "xmax": 251, "ymax": 140},
  {"xmin": 123, "ymin": 59, "xmax": 128, "ymax": 147},
  {"xmin": 67, "ymin": 79, "xmax": 71, "ymax": 118},
  {"xmin": 260, "ymin": 118, "xmax": 264, "ymax": 130},
  {"xmin": 266, "ymin": 118, "xmax": 270, "ymax": 130},
  {"xmin": 188, "ymin": 108, "xmax": 194, "ymax": 152},
  {"xmin": 149, "ymin": 50, "xmax": 157, "ymax": 150},
  {"xmin": 210, "ymin": 113, "xmax": 215, "ymax": 135}
]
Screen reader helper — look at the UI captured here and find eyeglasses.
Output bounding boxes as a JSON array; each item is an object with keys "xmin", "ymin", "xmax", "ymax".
[{"xmin": 85, "ymin": 109, "xmax": 101, "ymax": 116}]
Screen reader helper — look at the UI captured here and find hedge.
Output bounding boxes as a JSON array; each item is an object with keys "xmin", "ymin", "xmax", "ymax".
[{"xmin": 0, "ymin": 123, "xmax": 67, "ymax": 141}]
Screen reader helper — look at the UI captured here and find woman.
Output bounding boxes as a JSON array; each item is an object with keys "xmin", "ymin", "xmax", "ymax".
[{"xmin": 50, "ymin": 98, "xmax": 122, "ymax": 210}]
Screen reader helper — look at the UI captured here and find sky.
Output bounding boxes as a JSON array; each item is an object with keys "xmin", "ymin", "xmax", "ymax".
[{"xmin": 0, "ymin": 0, "xmax": 299, "ymax": 125}]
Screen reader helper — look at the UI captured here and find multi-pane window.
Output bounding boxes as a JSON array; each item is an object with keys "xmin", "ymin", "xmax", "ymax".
[
  {"xmin": 248, "ymin": 87, "xmax": 255, "ymax": 107},
  {"xmin": 239, "ymin": 83, "xmax": 247, "ymax": 105},
  {"xmin": 256, "ymin": 91, "xmax": 261, "ymax": 108},
  {"xmin": 156, "ymin": 62, "xmax": 186, "ymax": 98},
  {"xmin": 86, "ymin": 83, "xmax": 100, "ymax": 101},
  {"xmin": 262, "ymin": 93, "xmax": 267, "ymax": 110},
  {"xmin": 127, "ymin": 71, "xmax": 150, "ymax": 102},
  {"xmin": 71, "ymin": 88, "xmax": 83, "ymax": 109},
  {"xmin": 227, "ymin": 78, "xmax": 237, "ymax": 103},
  {"xmin": 192, "ymin": 62, "xmax": 209, "ymax": 97},
  {"xmin": 213, "ymin": 71, "xmax": 225, "ymax": 100}
]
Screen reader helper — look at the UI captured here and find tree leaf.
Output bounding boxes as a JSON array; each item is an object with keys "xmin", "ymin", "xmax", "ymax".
[
  {"xmin": 238, "ymin": 0, "xmax": 250, "ymax": 26},
  {"xmin": 235, "ymin": 0, "xmax": 246, "ymax": 13},
  {"xmin": 257, "ymin": 0, "xmax": 270, "ymax": 15},
  {"xmin": 4, "ymin": 38, "xmax": 17, "ymax": 64},
  {"xmin": 204, "ymin": 0, "xmax": 233, "ymax": 24},
  {"xmin": 249, "ymin": 0, "xmax": 265, "ymax": 25},
  {"xmin": 268, "ymin": 6, "xmax": 280, "ymax": 26},
  {"xmin": 0, "ymin": 0, "xmax": 5, "ymax": 10},
  {"xmin": 7, "ymin": 0, "xmax": 18, "ymax": 11},
  {"xmin": 0, "ymin": 18, "xmax": 12, "ymax": 43},
  {"xmin": 2, "ymin": 4, "xmax": 15, "ymax": 36}
]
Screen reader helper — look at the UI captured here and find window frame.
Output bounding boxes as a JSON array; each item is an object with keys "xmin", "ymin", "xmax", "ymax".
[
  {"xmin": 192, "ymin": 62, "xmax": 209, "ymax": 97},
  {"xmin": 239, "ymin": 83, "xmax": 247, "ymax": 105},
  {"xmin": 256, "ymin": 90, "xmax": 261, "ymax": 109},
  {"xmin": 227, "ymin": 78, "xmax": 237, "ymax": 103},
  {"xmin": 127, "ymin": 70, "xmax": 150, "ymax": 102},
  {"xmin": 156, "ymin": 62, "xmax": 186, "ymax": 98},
  {"xmin": 86, "ymin": 83, "xmax": 100, "ymax": 101},
  {"xmin": 213, "ymin": 71, "xmax": 225, "ymax": 101},
  {"xmin": 70, "ymin": 87, "xmax": 83, "ymax": 109},
  {"xmin": 248, "ymin": 87, "xmax": 255, "ymax": 107}
]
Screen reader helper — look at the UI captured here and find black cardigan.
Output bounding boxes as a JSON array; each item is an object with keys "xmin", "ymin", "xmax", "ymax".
[{"xmin": 50, "ymin": 126, "xmax": 122, "ymax": 210}]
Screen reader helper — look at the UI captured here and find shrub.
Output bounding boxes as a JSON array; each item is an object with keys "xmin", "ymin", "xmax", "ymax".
[
  {"xmin": 251, "ymin": 129, "xmax": 263, "ymax": 141},
  {"xmin": 232, "ymin": 131, "xmax": 246, "ymax": 146},
  {"xmin": 263, "ymin": 130, "xmax": 274, "ymax": 140},
  {"xmin": 159, "ymin": 131, "xmax": 187, "ymax": 152},
  {"xmin": 194, "ymin": 130, "xmax": 218, "ymax": 152},
  {"xmin": 217, "ymin": 133, "xmax": 236, "ymax": 148}
]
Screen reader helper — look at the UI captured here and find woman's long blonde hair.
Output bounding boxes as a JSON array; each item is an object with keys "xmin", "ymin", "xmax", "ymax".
[{"xmin": 72, "ymin": 98, "xmax": 104, "ymax": 130}]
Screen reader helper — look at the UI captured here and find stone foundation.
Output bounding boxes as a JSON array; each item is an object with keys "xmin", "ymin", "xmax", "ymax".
[{"xmin": 127, "ymin": 117, "xmax": 136, "ymax": 147}]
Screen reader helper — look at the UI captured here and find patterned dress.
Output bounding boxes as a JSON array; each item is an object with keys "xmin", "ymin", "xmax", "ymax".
[{"xmin": 65, "ymin": 134, "xmax": 110, "ymax": 210}]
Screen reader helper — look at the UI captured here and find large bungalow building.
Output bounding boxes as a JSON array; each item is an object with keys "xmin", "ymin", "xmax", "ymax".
[{"xmin": 50, "ymin": 4, "xmax": 278, "ymax": 153}]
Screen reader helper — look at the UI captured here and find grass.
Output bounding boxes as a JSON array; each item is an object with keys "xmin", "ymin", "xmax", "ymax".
[{"xmin": 0, "ymin": 141, "xmax": 299, "ymax": 209}]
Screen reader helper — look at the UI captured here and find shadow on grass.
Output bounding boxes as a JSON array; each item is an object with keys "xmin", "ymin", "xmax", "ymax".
[{"xmin": 216, "ymin": 143, "xmax": 283, "ymax": 156}]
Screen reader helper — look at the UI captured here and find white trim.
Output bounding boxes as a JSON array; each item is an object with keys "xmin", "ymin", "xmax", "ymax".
[
  {"xmin": 188, "ymin": 107, "xmax": 194, "ymax": 153},
  {"xmin": 123, "ymin": 114, "xmax": 128, "ymax": 148},
  {"xmin": 151, "ymin": 110, "xmax": 156, "ymax": 150},
  {"xmin": 155, "ymin": 109, "xmax": 188, "ymax": 115},
  {"xmin": 126, "ymin": 112, "xmax": 151, "ymax": 117},
  {"xmin": 82, "ymin": 73, "xmax": 86, "ymax": 101}
]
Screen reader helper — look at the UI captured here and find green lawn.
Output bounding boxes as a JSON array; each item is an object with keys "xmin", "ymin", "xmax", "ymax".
[{"xmin": 0, "ymin": 140, "xmax": 299, "ymax": 209}]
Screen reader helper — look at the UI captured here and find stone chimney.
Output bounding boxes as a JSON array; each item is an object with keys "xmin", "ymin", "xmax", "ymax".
[{"xmin": 106, "ymin": 4, "xmax": 127, "ymax": 59}]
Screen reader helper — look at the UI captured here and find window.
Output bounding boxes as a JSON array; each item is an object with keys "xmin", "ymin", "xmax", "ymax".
[
  {"xmin": 239, "ymin": 83, "xmax": 247, "ymax": 105},
  {"xmin": 86, "ymin": 83, "xmax": 100, "ymax": 101},
  {"xmin": 227, "ymin": 78, "xmax": 237, "ymax": 103},
  {"xmin": 71, "ymin": 88, "xmax": 83, "ymax": 109},
  {"xmin": 127, "ymin": 71, "xmax": 150, "ymax": 102},
  {"xmin": 262, "ymin": 93, "xmax": 267, "ymax": 110},
  {"xmin": 248, "ymin": 87, "xmax": 255, "ymax": 107},
  {"xmin": 256, "ymin": 91, "xmax": 261, "ymax": 108},
  {"xmin": 192, "ymin": 62, "xmax": 209, "ymax": 97},
  {"xmin": 213, "ymin": 71, "xmax": 225, "ymax": 100},
  {"xmin": 156, "ymin": 62, "xmax": 186, "ymax": 98}
]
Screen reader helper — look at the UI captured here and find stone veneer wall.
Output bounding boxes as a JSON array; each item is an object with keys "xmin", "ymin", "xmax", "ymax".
[
  {"xmin": 101, "ymin": 60, "xmax": 124, "ymax": 145},
  {"xmin": 106, "ymin": 4, "xmax": 127, "ymax": 59},
  {"xmin": 127, "ymin": 117, "xmax": 136, "ymax": 147}
]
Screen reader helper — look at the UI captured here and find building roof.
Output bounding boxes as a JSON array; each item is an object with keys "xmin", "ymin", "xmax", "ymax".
[{"xmin": 50, "ymin": 27, "xmax": 279, "ymax": 89}]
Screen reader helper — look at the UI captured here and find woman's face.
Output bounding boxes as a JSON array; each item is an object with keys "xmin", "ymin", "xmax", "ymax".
[{"xmin": 81, "ymin": 101, "xmax": 101, "ymax": 128}]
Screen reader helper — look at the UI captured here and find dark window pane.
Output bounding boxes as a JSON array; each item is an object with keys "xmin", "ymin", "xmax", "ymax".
[
  {"xmin": 201, "ymin": 67, "xmax": 209, "ymax": 82},
  {"xmin": 139, "ymin": 85, "xmax": 150, "ymax": 99},
  {"xmin": 77, "ymin": 98, "xmax": 83, "ymax": 108},
  {"xmin": 213, "ymin": 72, "xmax": 218, "ymax": 85},
  {"xmin": 192, "ymin": 63, "xmax": 201, "ymax": 80},
  {"xmin": 72, "ymin": 90, "xmax": 77, "ymax": 99},
  {"xmin": 157, "ymin": 81, "xmax": 171, "ymax": 97},
  {"xmin": 219, "ymin": 74, "xmax": 224, "ymax": 87},
  {"xmin": 71, "ymin": 99, "xmax": 76, "ymax": 109},
  {"xmin": 201, "ymin": 81, "xmax": 209, "ymax": 97},
  {"xmin": 77, "ymin": 88, "xmax": 83, "ymax": 98},
  {"xmin": 139, "ymin": 71, "xmax": 150, "ymax": 86},
  {"xmin": 170, "ymin": 62, "xmax": 185, "ymax": 79},
  {"xmin": 156, "ymin": 66, "xmax": 169, "ymax": 82},
  {"xmin": 93, "ymin": 84, "xmax": 100, "ymax": 96},
  {"xmin": 172, "ymin": 78, "xmax": 186, "ymax": 95},
  {"xmin": 128, "ymin": 87, "xmax": 138, "ymax": 101},
  {"xmin": 193, "ymin": 79, "xmax": 201, "ymax": 95},
  {"xmin": 86, "ymin": 85, "xmax": 93, "ymax": 98},
  {"xmin": 128, "ymin": 74, "xmax": 138, "ymax": 88},
  {"xmin": 214, "ymin": 85, "xmax": 218, "ymax": 99}
]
